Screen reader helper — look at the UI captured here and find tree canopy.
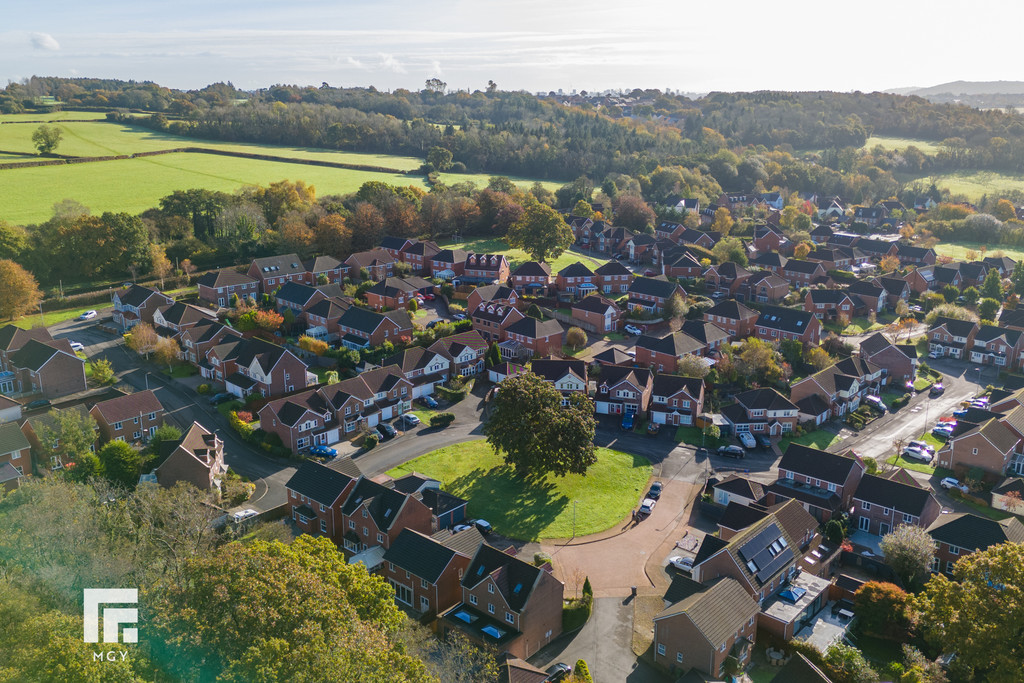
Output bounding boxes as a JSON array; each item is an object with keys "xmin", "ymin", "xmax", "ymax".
[{"xmin": 506, "ymin": 203, "xmax": 574, "ymax": 263}]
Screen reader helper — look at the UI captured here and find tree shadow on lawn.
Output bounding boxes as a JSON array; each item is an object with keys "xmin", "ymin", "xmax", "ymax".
[{"xmin": 448, "ymin": 465, "xmax": 570, "ymax": 541}]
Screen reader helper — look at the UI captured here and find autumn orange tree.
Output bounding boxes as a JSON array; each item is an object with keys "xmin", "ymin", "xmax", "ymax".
[{"xmin": 0, "ymin": 259, "xmax": 42, "ymax": 320}]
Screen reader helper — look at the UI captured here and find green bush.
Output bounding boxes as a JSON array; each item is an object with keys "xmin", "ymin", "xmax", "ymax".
[
  {"xmin": 573, "ymin": 660, "xmax": 594, "ymax": 683},
  {"xmin": 228, "ymin": 411, "xmax": 254, "ymax": 440},
  {"xmin": 533, "ymin": 552, "xmax": 552, "ymax": 566},
  {"xmin": 436, "ymin": 386, "xmax": 466, "ymax": 402},
  {"xmin": 430, "ymin": 412, "xmax": 456, "ymax": 428},
  {"xmin": 363, "ymin": 433, "xmax": 379, "ymax": 450},
  {"xmin": 196, "ymin": 383, "xmax": 211, "ymax": 395},
  {"xmin": 562, "ymin": 595, "xmax": 593, "ymax": 632}
]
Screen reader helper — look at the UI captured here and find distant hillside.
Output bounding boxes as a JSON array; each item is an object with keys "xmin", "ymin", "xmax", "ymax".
[{"xmin": 902, "ymin": 81, "xmax": 1024, "ymax": 97}]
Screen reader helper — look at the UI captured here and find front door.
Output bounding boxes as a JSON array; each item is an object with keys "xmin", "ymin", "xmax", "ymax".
[
  {"xmin": 858, "ymin": 516, "xmax": 871, "ymax": 532},
  {"xmin": 879, "ymin": 522, "xmax": 890, "ymax": 536}
]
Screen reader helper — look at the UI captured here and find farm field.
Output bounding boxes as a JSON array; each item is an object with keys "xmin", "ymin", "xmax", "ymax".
[
  {"xmin": 934, "ymin": 241, "xmax": 1024, "ymax": 262},
  {"xmin": 0, "ymin": 111, "xmax": 110, "ymax": 123},
  {"xmin": 915, "ymin": 170, "xmax": 1024, "ymax": 201},
  {"xmin": 439, "ymin": 236, "xmax": 610, "ymax": 272},
  {"xmin": 863, "ymin": 136, "xmax": 942, "ymax": 154}
]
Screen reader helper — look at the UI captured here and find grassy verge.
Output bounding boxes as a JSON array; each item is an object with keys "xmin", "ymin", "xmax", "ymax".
[
  {"xmin": 408, "ymin": 408, "xmax": 439, "ymax": 424},
  {"xmin": 913, "ymin": 376, "xmax": 934, "ymax": 391},
  {"xmin": 12, "ymin": 302, "xmax": 114, "ymax": 330},
  {"xmin": 674, "ymin": 426, "xmax": 725, "ymax": 449},
  {"xmin": 778, "ymin": 429, "xmax": 842, "ymax": 452},
  {"xmin": 885, "ymin": 454, "xmax": 936, "ymax": 475},
  {"xmin": 387, "ymin": 440, "xmax": 652, "ymax": 540},
  {"xmin": 162, "ymin": 364, "xmax": 198, "ymax": 378}
]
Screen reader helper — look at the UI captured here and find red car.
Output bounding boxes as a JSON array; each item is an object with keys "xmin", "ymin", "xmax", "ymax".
[
  {"xmin": 643, "ymin": 269, "xmax": 655, "ymax": 276},
  {"xmin": 422, "ymin": 293, "xmax": 436, "ymax": 301}
]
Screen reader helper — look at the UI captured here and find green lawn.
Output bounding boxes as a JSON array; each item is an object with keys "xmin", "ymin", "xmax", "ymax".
[
  {"xmin": 885, "ymin": 454, "xmax": 936, "ymax": 475},
  {"xmin": 386, "ymin": 440, "xmax": 652, "ymax": 540},
  {"xmin": 935, "ymin": 240, "xmax": 1024, "ymax": 263},
  {"xmin": 0, "ymin": 111, "xmax": 110, "ymax": 123},
  {"xmin": 674, "ymin": 426, "xmax": 726, "ymax": 449},
  {"xmin": 956, "ymin": 497, "xmax": 1014, "ymax": 521},
  {"xmin": 778, "ymin": 429, "xmax": 842, "ymax": 453},
  {"xmin": 916, "ymin": 171, "xmax": 1024, "ymax": 203},
  {"xmin": 863, "ymin": 136, "xmax": 942, "ymax": 154},
  {"xmin": 437, "ymin": 237, "xmax": 609, "ymax": 273},
  {"xmin": 162, "ymin": 364, "xmax": 198, "ymax": 378},
  {"xmin": 602, "ymin": 332, "xmax": 625, "ymax": 341},
  {"xmin": 408, "ymin": 408, "xmax": 439, "ymax": 424},
  {"xmin": 11, "ymin": 302, "xmax": 114, "ymax": 330}
]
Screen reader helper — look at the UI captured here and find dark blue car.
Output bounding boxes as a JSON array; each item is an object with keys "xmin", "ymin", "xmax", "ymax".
[
  {"xmin": 309, "ymin": 445, "xmax": 337, "ymax": 458},
  {"xmin": 420, "ymin": 396, "xmax": 438, "ymax": 409},
  {"xmin": 621, "ymin": 413, "xmax": 635, "ymax": 430}
]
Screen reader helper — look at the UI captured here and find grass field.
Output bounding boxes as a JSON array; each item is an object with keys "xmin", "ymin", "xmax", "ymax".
[
  {"xmin": 934, "ymin": 240, "xmax": 1024, "ymax": 262},
  {"xmin": 914, "ymin": 170, "xmax": 1024, "ymax": 202},
  {"xmin": 778, "ymin": 428, "xmax": 842, "ymax": 453},
  {"xmin": 0, "ymin": 111, "xmax": 110, "ymax": 123},
  {"xmin": 863, "ymin": 136, "xmax": 943, "ymax": 154},
  {"xmin": 11, "ymin": 302, "xmax": 114, "ymax": 330},
  {"xmin": 386, "ymin": 440, "xmax": 652, "ymax": 540},
  {"xmin": 439, "ymin": 236, "xmax": 610, "ymax": 272}
]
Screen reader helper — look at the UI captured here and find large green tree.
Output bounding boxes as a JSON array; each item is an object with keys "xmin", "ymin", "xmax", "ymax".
[
  {"xmin": 507, "ymin": 203, "xmax": 574, "ymax": 263},
  {"xmin": 37, "ymin": 407, "xmax": 98, "ymax": 474},
  {"xmin": 981, "ymin": 268, "xmax": 1003, "ymax": 300},
  {"xmin": 97, "ymin": 440, "xmax": 142, "ymax": 488},
  {"xmin": 483, "ymin": 372, "xmax": 597, "ymax": 477},
  {"xmin": 880, "ymin": 524, "xmax": 935, "ymax": 588},
  {"xmin": 31, "ymin": 124, "xmax": 62, "ymax": 154}
]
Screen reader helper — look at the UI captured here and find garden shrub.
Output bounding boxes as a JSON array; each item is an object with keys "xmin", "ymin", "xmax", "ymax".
[
  {"xmin": 196, "ymin": 383, "xmax": 211, "ymax": 394},
  {"xmin": 364, "ymin": 433, "xmax": 379, "ymax": 449},
  {"xmin": 430, "ymin": 412, "xmax": 455, "ymax": 428}
]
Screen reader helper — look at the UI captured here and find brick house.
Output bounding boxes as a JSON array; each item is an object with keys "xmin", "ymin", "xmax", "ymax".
[
  {"xmin": 205, "ymin": 337, "xmax": 313, "ymax": 399},
  {"xmin": 178, "ymin": 320, "xmax": 242, "ymax": 365},
  {"xmin": 570, "ymin": 295, "xmax": 621, "ymax": 333},
  {"xmin": 339, "ymin": 477, "xmax": 434, "ymax": 555},
  {"xmin": 303, "ymin": 255, "xmax": 348, "ymax": 284},
  {"xmin": 383, "ymin": 346, "xmax": 451, "ymax": 398},
  {"xmin": 0, "ymin": 422, "xmax": 32, "ymax": 479},
  {"xmin": 806, "ymin": 248, "xmax": 855, "ymax": 271},
  {"xmin": 197, "ymin": 269, "xmax": 260, "ymax": 306},
  {"xmin": 749, "ymin": 251, "xmax": 788, "ymax": 275},
  {"xmin": 111, "ymin": 284, "xmax": 174, "ymax": 330},
  {"xmin": 594, "ymin": 365, "xmax": 653, "ymax": 416},
  {"xmin": 625, "ymin": 233, "xmax": 658, "ymax": 262},
  {"xmin": 303, "ymin": 296, "xmax": 353, "ymax": 341},
  {"xmin": 273, "ymin": 282, "xmax": 326, "ymax": 323},
  {"xmin": 649, "ymin": 374, "xmax": 705, "ymax": 427},
  {"xmin": 0, "ymin": 395, "xmax": 21, "ymax": 424},
  {"xmin": 768, "ymin": 445, "xmax": 866, "ymax": 522},
  {"xmin": 397, "ymin": 239, "xmax": 441, "ymax": 274},
  {"xmin": 440, "ymin": 544, "xmax": 564, "ymax": 660},
  {"xmin": 781, "ymin": 259, "xmax": 829, "ymax": 288},
  {"xmin": 703, "ymin": 301, "xmax": 759, "ymax": 340},
  {"xmin": 655, "ymin": 221, "xmax": 687, "ymax": 243},
  {"xmin": 430, "ymin": 249, "xmax": 468, "ymax": 278},
  {"xmin": 896, "ymin": 243, "xmax": 937, "ymax": 266},
  {"xmin": 461, "ymin": 253, "xmax": 510, "ymax": 285},
  {"xmin": 364, "ymin": 277, "xmax": 420, "ymax": 311},
  {"xmin": 247, "ymin": 254, "xmax": 309, "ymax": 293},
  {"xmin": 508, "ymin": 261, "xmax": 552, "ymax": 295},
  {"xmin": 927, "ymin": 512, "xmax": 1024, "ymax": 576},
  {"xmin": 89, "ymin": 390, "xmax": 164, "ymax": 444},
  {"xmin": 873, "ymin": 276, "xmax": 911, "ymax": 309},
  {"xmin": 381, "ymin": 527, "xmax": 483, "ymax": 618},
  {"xmin": 471, "ymin": 303, "xmax": 525, "ymax": 343},
  {"xmin": 928, "ymin": 317, "xmax": 980, "ymax": 360},
  {"xmin": 429, "ymin": 331, "xmax": 489, "ymax": 376},
  {"xmin": 790, "ymin": 356, "xmax": 884, "ymax": 421},
  {"xmin": 739, "ymin": 273, "xmax": 790, "ymax": 305},
  {"xmin": 0, "ymin": 326, "xmax": 53, "ymax": 374},
  {"xmin": 6, "ymin": 339, "xmax": 87, "ymax": 399},
  {"xmin": 155, "ymin": 422, "xmax": 226, "ymax": 490},
  {"xmin": 680, "ymin": 320, "xmax": 730, "ymax": 357},
  {"xmin": 500, "ymin": 317, "xmax": 564, "ymax": 359},
  {"xmin": 903, "ymin": 266, "xmax": 934, "ymax": 295},
  {"xmin": 380, "ymin": 236, "xmax": 414, "ymax": 260},
  {"xmin": 152, "ymin": 302, "xmax": 217, "ymax": 336},
  {"xmin": 754, "ymin": 306, "xmax": 821, "ymax": 345},
  {"xmin": 554, "ymin": 262, "xmax": 597, "ymax": 297},
  {"xmin": 710, "ymin": 477, "xmax": 765, "ymax": 509},
  {"xmin": 1000, "ymin": 307, "xmax": 1024, "ymax": 333},
  {"xmin": 852, "ymin": 207, "xmax": 887, "ymax": 229},
  {"xmin": 653, "ymin": 576, "xmax": 758, "ymax": 678},
  {"xmin": 663, "ymin": 249, "xmax": 704, "ymax": 279},
  {"xmin": 722, "ymin": 388, "xmax": 798, "ymax": 437},
  {"xmin": 634, "ymin": 332, "xmax": 705, "ymax": 372},
  {"xmin": 845, "ymin": 280, "xmax": 885, "ymax": 314},
  {"xmin": 983, "ymin": 255, "xmax": 1017, "ymax": 276},
  {"xmin": 753, "ymin": 223, "xmax": 787, "ymax": 253},
  {"xmin": 680, "ymin": 228, "xmax": 720, "ymax": 250},
  {"xmin": 336, "ymin": 307, "xmax": 413, "ymax": 350},
  {"xmin": 530, "ymin": 358, "xmax": 588, "ymax": 406},
  {"xmin": 969, "ymin": 325, "xmax": 1024, "ymax": 370},
  {"xmin": 859, "ymin": 332, "xmax": 918, "ymax": 384},
  {"xmin": 593, "ymin": 260, "xmax": 634, "ymax": 294},
  {"xmin": 931, "ymin": 265, "xmax": 964, "ymax": 291},
  {"xmin": 285, "ymin": 459, "xmax": 360, "ymax": 540},
  {"xmin": 704, "ymin": 262, "xmax": 752, "ymax": 298},
  {"xmin": 852, "ymin": 474, "xmax": 941, "ymax": 536},
  {"xmin": 344, "ymin": 249, "xmax": 395, "ymax": 281},
  {"xmin": 626, "ymin": 277, "xmax": 685, "ymax": 314},
  {"xmin": 804, "ymin": 289, "xmax": 857, "ymax": 321},
  {"xmin": 935, "ymin": 418, "xmax": 1020, "ymax": 476},
  {"xmin": 466, "ymin": 284, "xmax": 519, "ymax": 313}
]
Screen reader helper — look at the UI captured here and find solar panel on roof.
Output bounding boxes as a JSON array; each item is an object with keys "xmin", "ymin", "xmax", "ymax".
[{"xmin": 755, "ymin": 548, "xmax": 794, "ymax": 584}]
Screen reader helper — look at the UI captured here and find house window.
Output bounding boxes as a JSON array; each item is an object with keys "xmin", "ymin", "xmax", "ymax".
[
  {"xmin": 972, "ymin": 448, "xmax": 978, "ymax": 455},
  {"xmin": 388, "ymin": 562, "xmax": 395, "ymax": 572},
  {"xmin": 349, "ymin": 521, "xmax": 355, "ymax": 529},
  {"xmin": 505, "ymin": 612, "xmax": 515, "ymax": 624},
  {"xmin": 377, "ymin": 533, "xmax": 384, "ymax": 543},
  {"xmin": 362, "ymin": 527, "xmax": 368, "ymax": 536},
  {"xmin": 147, "ymin": 412, "xmax": 156, "ymax": 420},
  {"xmin": 882, "ymin": 507, "xmax": 891, "ymax": 516},
  {"xmin": 949, "ymin": 545, "xmax": 960, "ymax": 556},
  {"xmin": 113, "ymin": 421, "xmax": 123, "ymax": 430},
  {"xmin": 421, "ymin": 578, "xmax": 428, "ymax": 589},
  {"xmin": 469, "ymin": 594, "xmax": 477, "ymax": 605},
  {"xmin": 903, "ymin": 513, "xmax": 913, "ymax": 524},
  {"xmin": 362, "ymin": 509, "xmax": 368, "ymax": 518},
  {"xmin": 861, "ymin": 501, "xmax": 871, "ymax": 511},
  {"xmin": 676, "ymin": 653, "xmax": 683, "ymax": 664},
  {"xmin": 320, "ymin": 504, "xmax": 326, "ymax": 512},
  {"xmin": 133, "ymin": 416, "xmax": 139, "ymax": 424},
  {"xmin": 946, "ymin": 561, "xmax": 956, "ymax": 574},
  {"xmin": 320, "ymin": 520, "xmax": 327, "ymax": 533},
  {"xmin": 487, "ymin": 583, "xmax": 494, "ymax": 594},
  {"xmin": 657, "ymin": 644, "xmax": 665, "ymax": 657},
  {"xmin": 487, "ymin": 604, "xmax": 495, "ymax": 615},
  {"xmin": 827, "ymin": 482, "xmax": 837, "ymax": 492}
]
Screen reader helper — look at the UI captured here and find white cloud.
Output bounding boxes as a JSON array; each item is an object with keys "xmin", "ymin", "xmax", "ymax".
[
  {"xmin": 30, "ymin": 32, "xmax": 60, "ymax": 51},
  {"xmin": 346, "ymin": 56, "xmax": 367, "ymax": 69},
  {"xmin": 429, "ymin": 59, "xmax": 443, "ymax": 77},
  {"xmin": 379, "ymin": 53, "xmax": 406, "ymax": 74}
]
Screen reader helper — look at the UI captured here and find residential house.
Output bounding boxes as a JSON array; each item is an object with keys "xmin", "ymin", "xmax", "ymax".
[
  {"xmin": 0, "ymin": 421, "xmax": 32, "ymax": 479},
  {"xmin": 740, "ymin": 273, "xmax": 790, "ymax": 305},
  {"xmin": 273, "ymin": 281, "xmax": 326, "ymax": 320},
  {"xmin": 969, "ymin": 325, "xmax": 1024, "ymax": 370},
  {"xmin": 429, "ymin": 331, "xmax": 489, "ymax": 376},
  {"xmin": 593, "ymin": 260, "xmax": 634, "ymax": 294},
  {"xmin": 471, "ymin": 303, "xmax": 525, "ymax": 343},
  {"xmin": 649, "ymin": 374, "xmax": 705, "ymax": 427},
  {"xmin": 711, "ymin": 476, "xmax": 765, "ymax": 508},
  {"xmin": 853, "ymin": 207, "xmax": 887, "ymax": 229},
  {"xmin": 206, "ymin": 337, "xmax": 313, "ymax": 399},
  {"xmin": 380, "ymin": 236, "xmax": 414, "ymax": 260},
  {"xmin": 381, "ymin": 527, "xmax": 482, "ymax": 618},
  {"xmin": 285, "ymin": 459, "xmax": 360, "ymax": 540},
  {"xmin": 627, "ymin": 277, "xmax": 685, "ymax": 314},
  {"xmin": 594, "ymin": 365, "xmax": 653, "ymax": 416},
  {"xmin": 197, "ymin": 269, "xmax": 260, "ymax": 306},
  {"xmin": 339, "ymin": 476, "xmax": 434, "ymax": 557},
  {"xmin": 704, "ymin": 262, "xmax": 752, "ymax": 298},
  {"xmin": 0, "ymin": 462, "xmax": 22, "ymax": 492},
  {"xmin": 935, "ymin": 418, "xmax": 1020, "ymax": 476},
  {"xmin": 635, "ymin": 332, "xmax": 705, "ymax": 372},
  {"xmin": 722, "ymin": 388, "xmax": 799, "ymax": 437},
  {"xmin": 655, "ymin": 221, "xmax": 687, "ymax": 243},
  {"xmin": 680, "ymin": 320, "xmax": 730, "ymax": 357},
  {"xmin": 927, "ymin": 512, "xmax": 1024, "ymax": 576},
  {"xmin": 590, "ymin": 348, "xmax": 634, "ymax": 367},
  {"xmin": 769, "ymin": 445, "xmax": 866, "ymax": 522},
  {"xmin": 810, "ymin": 224, "xmax": 834, "ymax": 243},
  {"xmin": 0, "ymin": 395, "xmax": 21, "ymax": 424},
  {"xmin": 346, "ymin": 249, "xmax": 397, "ymax": 281},
  {"xmin": 303, "ymin": 255, "xmax": 348, "ymax": 284},
  {"xmin": 663, "ymin": 249, "xmax": 704, "ymax": 279},
  {"xmin": 466, "ymin": 284, "xmax": 519, "ymax": 313},
  {"xmin": 152, "ymin": 302, "xmax": 217, "ymax": 336},
  {"xmin": 570, "ymin": 295, "xmax": 621, "ymax": 333},
  {"xmin": 781, "ymin": 259, "xmax": 829, "ymax": 288},
  {"xmin": 530, "ymin": 358, "xmax": 588, "ymax": 405},
  {"xmin": 441, "ymin": 544, "xmax": 564, "ymax": 659},
  {"xmin": 20, "ymin": 405, "xmax": 97, "ymax": 473},
  {"xmin": 364, "ymin": 277, "xmax": 422, "ymax": 311},
  {"xmin": 754, "ymin": 306, "xmax": 821, "ymax": 345},
  {"xmin": 247, "ymin": 254, "xmax": 309, "ymax": 292},
  {"xmin": 931, "ymin": 264, "xmax": 964, "ymax": 291},
  {"xmin": 488, "ymin": 362, "xmax": 528, "ymax": 384},
  {"xmin": 873, "ymin": 276, "xmax": 911, "ymax": 309},
  {"xmin": 178, "ymin": 319, "xmax": 241, "ymax": 365},
  {"xmin": 336, "ymin": 307, "xmax": 413, "ymax": 350},
  {"xmin": 509, "ymin": 262, "xmax": 552, "ymax": 295},
  {"xmin": 845, "ymin": 281, "xmax": 885, "ymax": 314},
  {"xmin": 753, "ymin": 192, "xmax": 785, "ymax": 210},
  {"xmin": 958, "ymin": 261, "xmax": 990, "ymax": 287},
  {"xmin": 749, "ymin": 251, "xmax": 788, "ymax": 276},
  {"xmin": 389, "ymin": 473, "xmax": 468, "ymax": 531},
  {"xmin": 155, "ymin": 421, "xmax": 226, "ymax": 490},
  {"xmin": 6, "ymin": 339, "xmax": 87, "ymax": 399},
  {"xmin": 790, "ymin": 356, "xmax": 884, "ymax": 420},
  {"xmin": 652, "ymin": 576, "xmax": 759, "ymax": 678},
  {"xmin": 983, "ymin": 255, "xmax": 1016, "ymax": 276},
  {"xmin": 461, "ymin": 254, "xmax": 510, "ymax": 285},
  {"xmin": 896, "ymin": 244, "xmax": 936, "ymax": 266},
  {"xmin": 928, "ymin": 317, "xmax": 981, "ymax": 360},
  {"xmin": 89, "ymin": 390, "xmax": 164, "ymax": 444},
  {"xmin": 396, "ymin": 239, "xmax": 441, "ymax": 274},
  {"xmin": 111, "ymin": 284, "xmax": 174, "ymax": 330},
  {"xmin": 753, "ymin": 223, "xmax": 787, "ymax": 253},
  {"xmin": 304, "ymin": 296, "xmax": 353, "ymax": 341},
  {"xmin": 704, "ymin": 301, "xmax": 759, "ymax": 340},
  {"xmin": 430, "ymin": 249, "xmax": 468, "ymax": 279},
  {"xmin": 852, "ymin": 474, "xmax": 941, "ymax": 535},
  {"xmin": 859, "ymin": 332, "xmax": 918, "ymax": 384},
  {"xmin": 500, "ymin": 317, "xmax": 564, "ymax": 359},
  {"xmin": 806, "ymin": 248, "xmax": 854, "ymax": 271},
  {"xmin": 383, "ymin": 346, "xmax": 451, "ymax": 398},
  {"xmin": 0, "ymin": 326, "xmax": 53, "ymax": 375},
  {"xmin": 803, "ymin": 289, "xmax": 857, "ymax": 321},
  {"xmin": 625, "ymin": 233, "xmax": 658, "ymax": 262},
  {"xmin": 554, "ymin": 262, "xmax": 597, "ymax": 297},
  {"xmin": 903, "ymin": 265, "xmax": 935, "ymax": 295},
  {"xmin": 680, "ymin": 228, "xmax": 720, "ymax": 250}
]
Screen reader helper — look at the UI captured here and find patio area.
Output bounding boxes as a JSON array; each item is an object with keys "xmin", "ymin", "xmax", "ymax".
[
  {"xmin": 793, "ymin": 600, "xmax": 855, "ymax": 651},
  {"xmin": 848, "ymin": 530, "xmax": 883, "ymax": 557}
]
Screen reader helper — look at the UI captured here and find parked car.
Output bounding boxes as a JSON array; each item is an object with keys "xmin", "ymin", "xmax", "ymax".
[
  {"xmin": 646, "ymin": 422, "xmax": 660, "ymax": 435},
  {"xmin": 669, "ymin": 556, "xmax": 694, "ymax": 573},
  {"xmin": 952, "ymin": 409, "xmax": 968, "ymax": 418},
  {"xmin": 400, "ymin": 413, "xmax": 421, "ymax": 427},
  {"xmin": 711, "ymin": 291, "xmax": 726, "ymax": 299},
  {"xmin": 473, "ymin": 519, "xmax": 493, "ymax": 535},
  {"xmin": 309, "ymin": 445, "xmax": 337, "ymax": 458},
  {"xmin": 421, "ymin": 293, "xmax": 435, "ymax": 301},
  {"xmin": 864, "ymin": 395, "xmax": 888, "ymax": 413},
  {"xmin": 932, "ymin": 423, "xmax": 955, "ymax": 437},
  {"xmin": 208, "ymin": 392, "xmax": 233, "ymax": 405},
  {"xmin": 231, "ymin": 509, "xmax": 259, "ymax": 523},
  {"xmin": 621, "ymin": 413, "xmax": 635, "ymax": 430},
  {"xmin": 425, "ymin": 319, "xmax": 441, "ymax": 329},
  {"xmin": 643, "ymin": 269, "xmax": 655, "ymax": 277},
  {"xmin": 737, "ymin": 432, "xmax": 757, "ymax": 449},
  {"xmin": 647, "ymin": 481, "xmax": 663, "ymax": 500},
  {"xmin": 420, "ymin": 395, "xmax": 439, "ymax": 409},
  {"xmin": 78, "ymin": 310, "xmax": 98, "ymax": 321},
  {"xmin": 624, "ymin": 324, "xmax": 643, "ymax": 335},
  {"xmin": 928, "ymin": 350, "xmax": 942, "ymax": 359},
  {"xmin": 940, "ymin": 477, "xmax": 969, "ymax": 493},
  {"xmin": 68, "ymin": 341, "xmax": 85, "ymax": 352},
  {"xmin": 929, "ymin": 383, "xmax": 945, "ymax": 396},
  {"xmin": 25, "ymin": 398, "xmax": 51, "ymax": 411},
  {"xmin": 717, "ymin": 445, "xmax": 745, "ymax": 459},
  {"xmin": 638, "ymin": 498, "xmax": 657, "ymax": 516},
  {"xmin": 376, "ymin": 422, "xmax": 397, "ymax": 440},
  {"xmin": 452, "ymin": 313, "xmax": 467, "ymax": 321},
  {"xmin": 909, "ymin": 304, "xmax": 923, "ymax": 313},
  {"xmin": 545, "ymin": 663, "xmax": 572, "ymax": 682},
  {"xmin": 908, "ymin": 440, "xmax": 935, "ymax": 455},
  {"xmin": 902, "ymin": 446, "xmax": 932, "ymax": 463},
  {"xmin": 756, "ymin": 435, "xmax": 772, "ymax": 449}
]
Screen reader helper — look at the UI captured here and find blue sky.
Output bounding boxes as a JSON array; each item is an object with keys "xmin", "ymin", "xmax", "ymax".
[{"xmin": 4, "ymin": 0, "xmax": 1023, "ymax": 94}]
